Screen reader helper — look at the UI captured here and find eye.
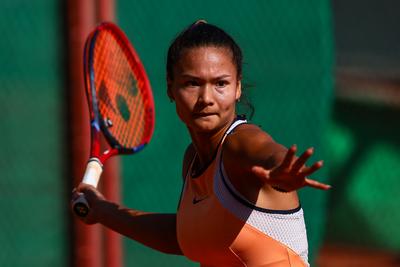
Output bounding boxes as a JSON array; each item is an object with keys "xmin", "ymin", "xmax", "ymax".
[
  {"xmin": 216, "ymin": 80, "xmax": 228, "ymax": 88},
  {"xmin": 184, "ymin": 80, "xmax": 199, "ymax": 87}
]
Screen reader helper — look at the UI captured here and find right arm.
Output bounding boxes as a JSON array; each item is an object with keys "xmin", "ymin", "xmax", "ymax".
[
  {"xmin": 72, "ymin": 183, "xmax": 183, "ymax": 255},
  {"xmin": 71, "ymin": 144, "xmax": 197, "ymax": 255}
]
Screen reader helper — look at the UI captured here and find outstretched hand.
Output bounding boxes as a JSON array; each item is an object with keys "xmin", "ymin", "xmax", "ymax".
[{"xmin": 251, "ymin": 145, "xmax": 331, "ymax": 192}]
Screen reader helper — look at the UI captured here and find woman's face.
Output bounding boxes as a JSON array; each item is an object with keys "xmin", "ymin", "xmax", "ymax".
[{"xmin": 168, "ymin": 46, "xmax": 241, "ymax": 134}]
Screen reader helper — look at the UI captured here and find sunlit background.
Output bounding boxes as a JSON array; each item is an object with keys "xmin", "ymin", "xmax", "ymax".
[{"xmin": 0, "ymin": 0, "xmax": 399, "ymax": 266}]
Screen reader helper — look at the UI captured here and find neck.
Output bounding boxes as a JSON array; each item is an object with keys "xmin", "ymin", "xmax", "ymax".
[{"xmin": 188, "ymin": 118, "xmax": 235, "ymax": 167}]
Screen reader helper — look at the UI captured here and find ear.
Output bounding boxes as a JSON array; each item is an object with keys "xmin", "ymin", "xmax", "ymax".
[{"xmin": 235, "ymin": 80, "xmax": 242, "ymax": 101}]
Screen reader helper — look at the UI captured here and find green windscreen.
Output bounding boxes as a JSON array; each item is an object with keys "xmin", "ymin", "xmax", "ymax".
[
  {"xmin": 117, "ymin": 1, "xmax": 334, "ymax": 266},
  {"xmin": 5, "ymin": 1, "xmax": 399, "ymax": 266},
  {"xmin": 326, "ymin": 101, "xmax": 400, "ymax": 250},
  {"xmin": 0, "ymin": 1, "xmax": 67, "ymax": 267}
]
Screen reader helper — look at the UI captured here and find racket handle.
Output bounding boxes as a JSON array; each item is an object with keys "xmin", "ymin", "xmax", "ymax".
[
  {"xmin": 73, "ymin": 193, "xmax": 90, "ymax": 217},
  {"xmin": 73, "ymin": 159, "xmax": 103, "ymax": 217},
  {"xmin": 82, "ymin": 159, "xmax": 103, "ymax": 187}
]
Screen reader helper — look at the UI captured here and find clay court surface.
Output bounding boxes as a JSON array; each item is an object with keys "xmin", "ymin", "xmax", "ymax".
[{"xmin": 317, "ymin": 245, "xmax": 400, "ymax": 267}]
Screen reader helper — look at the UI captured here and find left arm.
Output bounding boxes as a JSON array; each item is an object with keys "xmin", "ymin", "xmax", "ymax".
[{"xmin": 223, "ymin": 124, "xmax": 330, "ymax": 193}]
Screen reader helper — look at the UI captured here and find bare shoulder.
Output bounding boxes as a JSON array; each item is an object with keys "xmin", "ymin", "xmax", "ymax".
[
  {"xmin": 224, "ymin": 124, "xmax": 276, "ymax": 158},
  {"xmin": 222, "ymin": 123, "xmax": 300, "ymax": 210},
  {"xmin": 223, "ymin": 123, "xmax": 287, "ymax": 172}
]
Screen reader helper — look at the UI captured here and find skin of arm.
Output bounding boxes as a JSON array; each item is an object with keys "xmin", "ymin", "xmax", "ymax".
[
  {"xmin": 221, "ymin": 123, "xmax": 325, "ymax": 210},
  {"xmin": 181, "ymin": 143, "xmax": 196, "ymax": 181},
  {"xmin": 73, "ymin": 185, "xmax": 183, "ymax": 255},
  {"xmin": 72, "ymin": 143, "xmax": 201, "ymax": 255}
]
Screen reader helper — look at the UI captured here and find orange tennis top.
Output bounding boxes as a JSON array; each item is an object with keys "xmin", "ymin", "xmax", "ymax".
[{"xmin": 176, "ymin": 120, "xmax": 309, "ymax": 267}]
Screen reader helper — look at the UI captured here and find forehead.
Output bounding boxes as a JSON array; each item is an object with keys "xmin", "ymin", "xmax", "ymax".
[{"xmin": 174, "ymin": 46, "xmax": 236, "ymax": 74}]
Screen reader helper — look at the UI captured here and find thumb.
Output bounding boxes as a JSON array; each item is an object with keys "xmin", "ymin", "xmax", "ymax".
[{"xmin": 251, "ymin": 166, "xmax": 271, "ymax": 179}]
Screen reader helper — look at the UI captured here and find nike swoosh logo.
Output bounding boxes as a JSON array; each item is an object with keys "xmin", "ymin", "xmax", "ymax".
[{"xmin": 192, "ymin": 196, "xmax": 209, "ymax": 204}]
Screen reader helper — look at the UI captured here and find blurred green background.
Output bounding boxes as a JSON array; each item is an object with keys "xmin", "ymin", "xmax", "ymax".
[
  {"xmin": 0, "ymin": 0, "xmax": 399, "ymax": 266},
  {"xmin": 117, "ymin": 0, "xmax": 332, "ymax": 266}
]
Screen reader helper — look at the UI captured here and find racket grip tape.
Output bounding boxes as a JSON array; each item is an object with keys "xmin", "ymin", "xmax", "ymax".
[
  {"xmin": 73, "ymin": 193, "xmax": 90, "ymax": 217},
  {"xmin": 82, "ymin": 159, "xmax": 103, "ymax": 187},
  {"xmin": 72, "ymin": 159, "xmax": 103, "ymax": 217}
]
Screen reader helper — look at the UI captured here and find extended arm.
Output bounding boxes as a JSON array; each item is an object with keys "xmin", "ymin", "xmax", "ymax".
[
  {"xmin": 72, "ymin": 184, "xmax": 182, "ymax": 255},
  {"xmin": 223, "ymin": 124, "xmax": 330, "ymax": 193}
]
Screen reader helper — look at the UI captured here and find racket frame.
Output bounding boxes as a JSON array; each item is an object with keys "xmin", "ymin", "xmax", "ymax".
[
  {"xmin": 86, "ymin": 22, "xmax": 154, "ymax": 164},
  {"xmin": 73, "ymin": 22, "xmax": 154, "ymax": 217}
]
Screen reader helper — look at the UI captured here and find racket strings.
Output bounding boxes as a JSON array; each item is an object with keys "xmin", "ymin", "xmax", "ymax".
[
  {"xmin": 111, "ymin": 45, "xmax": 145, "ymax": 148},
  {"xmin": 92, "ymin": 30, "xmax": 149, "ymax": 149},
  {"xmin": 105, "ymin": 36, "xmax": 138, "ymax": 145},
  {"xmin": 116, "ymin": 41, "xmax": 146, "ymax": 147}
]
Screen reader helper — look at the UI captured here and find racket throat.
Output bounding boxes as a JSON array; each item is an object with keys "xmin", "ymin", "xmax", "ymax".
[{"xmin": 82, "ymin": 158, "xmax": 103, "ymax": 187}]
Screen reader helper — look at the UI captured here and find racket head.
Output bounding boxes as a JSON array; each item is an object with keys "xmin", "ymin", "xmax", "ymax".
[{"xmin": 84, "ymin": 22, "xmax": 155, "ymax": 156}]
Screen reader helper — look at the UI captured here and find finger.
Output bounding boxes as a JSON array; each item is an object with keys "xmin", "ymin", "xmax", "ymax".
[
  {"xmin": 71, "ymin": 187, "xmax": 82, "ymax": 201},
  {"xmin": 77, "ymin": 183, "xmax": 96, "ymax": 193},
  {"xmin": 291, "ymin": 147, "xmax": 314, "ymax": 174},
  {"xmin": 305, "ymin": 178, "xmax": 331, "ymax": 190},
  {"xmin": 71, "ymin": 192, "xmax": 82, "ymax": 202},
  {"xmin": 251, "ymin": 166, "xmax": 270, "ymax": 180},
  {"xmin": 300, "ymin": 160, "xmax": 323, "ymax": 176},
  {"xmin": 280, "ymin": 145, "xmax": 297, "ymax": 169}
]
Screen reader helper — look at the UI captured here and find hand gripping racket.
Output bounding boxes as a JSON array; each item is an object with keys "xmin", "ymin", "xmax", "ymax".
[{"xmin": 73, "ymin": 22, "xmax": 155, "ymax": 217}]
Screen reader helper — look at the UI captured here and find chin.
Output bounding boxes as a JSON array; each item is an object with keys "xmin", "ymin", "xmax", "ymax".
[
  {"xmin": 190, "ymin": 116, "xmax": 223, "ymax": 133},
  {"xmin": 190, "ymin": 117, "xmax": 219, "ymax": 132}
]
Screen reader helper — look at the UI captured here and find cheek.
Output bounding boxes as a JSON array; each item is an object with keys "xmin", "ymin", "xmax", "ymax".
[
  {"xmin": 215, "ymin": 87, "xmax": 238, "ymax": 109},
  {"xmin": 174, "ymin": 90, "xmax": 196, "ymax": 109},
  {"xmin": 172, "ymin": 91, "xmax": 195, "ymax": 120}
]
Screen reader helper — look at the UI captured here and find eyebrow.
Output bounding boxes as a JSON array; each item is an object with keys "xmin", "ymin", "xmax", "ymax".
[{"xmin": 180, "ymin": 74, "xmax": 232, "ymax": 80}]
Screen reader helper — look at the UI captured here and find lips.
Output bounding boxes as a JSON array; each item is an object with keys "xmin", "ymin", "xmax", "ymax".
[{"xmin": 193, "ymin": 113, "xmax": 217, "ymax": 118}]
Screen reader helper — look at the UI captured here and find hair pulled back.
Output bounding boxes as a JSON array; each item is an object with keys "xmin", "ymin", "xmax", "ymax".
[
  {"xmin": 167, "ymin": 20, "xmax": 243, "ymax": 81},
  {"xmin": 166, "ymin": 20, "xmax": 254, "ymax": 118}
]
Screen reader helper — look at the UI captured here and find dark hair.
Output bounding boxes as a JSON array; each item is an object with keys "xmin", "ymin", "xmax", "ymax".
[
  {"xmin": 167, "ymin": 20, "xmax": 254, "ymax": 119},
  {"xmin": 167, "ymin": 21, "xmax": 243, "ymax": 81}
]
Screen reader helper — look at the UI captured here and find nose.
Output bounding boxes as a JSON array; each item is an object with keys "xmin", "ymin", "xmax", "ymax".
[{"xmin": 198, "ymin": 84, "xmax": 213, "ymax": 106}]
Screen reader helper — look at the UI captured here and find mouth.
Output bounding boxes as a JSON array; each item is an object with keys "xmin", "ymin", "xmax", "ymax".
[{"xmin": 193, "ymin": 113, "xmax": 217, "ymax": 118}]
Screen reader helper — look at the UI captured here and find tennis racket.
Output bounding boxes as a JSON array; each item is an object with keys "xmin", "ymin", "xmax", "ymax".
[{"xmin": 73, "ymin": 22, "xmax": 155, "ymax": 217}]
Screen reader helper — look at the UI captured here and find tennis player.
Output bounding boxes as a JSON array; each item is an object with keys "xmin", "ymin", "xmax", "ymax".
[{"xmin": 72, "ymin": 20, "xmax": 330, "ymax": 267}]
